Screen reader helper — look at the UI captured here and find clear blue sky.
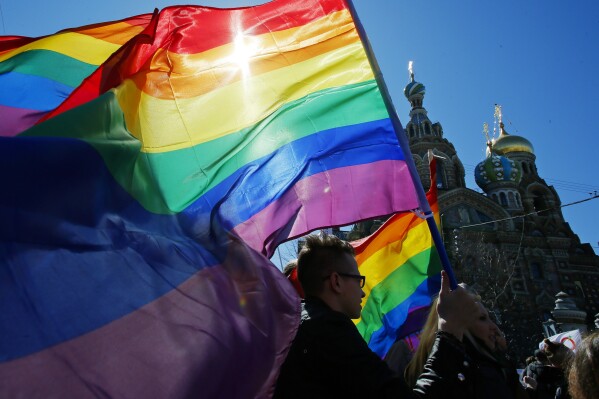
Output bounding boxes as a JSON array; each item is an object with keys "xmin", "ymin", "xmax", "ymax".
[{"xmin": 2, "ymin": 0, "xmax": 598, "ymax": 262}]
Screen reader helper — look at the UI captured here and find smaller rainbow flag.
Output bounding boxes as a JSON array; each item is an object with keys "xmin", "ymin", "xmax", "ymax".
[{"xmin": 352, "ymin": 158, "xmax": 442, "ymax": 357}]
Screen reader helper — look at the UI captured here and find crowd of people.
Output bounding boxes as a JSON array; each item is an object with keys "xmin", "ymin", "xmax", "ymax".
[{"xmin": 275, "ymin": 233, "xmax": 599, "ymax": 399}]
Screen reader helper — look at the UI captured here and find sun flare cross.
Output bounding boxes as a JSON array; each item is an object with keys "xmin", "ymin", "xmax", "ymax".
[{"xmin": 230, "ymin": 32, "xmax": 259, "ymax": 78}]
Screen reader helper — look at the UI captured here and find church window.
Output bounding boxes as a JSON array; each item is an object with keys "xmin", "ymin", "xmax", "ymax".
[
  {"xmin": 492, "ymin": 193, "xmax": 498, "ymax": 203},
  {"xmin": 500, "ymin": 192, "xmax": 508, "ymax": 206},
  {"xmin": 436, "ymin": 162, "xmax": 447, "ymax": 189},
  {"xmin": 522, "ymin": 162, "xmax": 528, "ymax": 174},
  {"xmin": 508, "ymin": 192, "xmax": 516, "ymax": 207},
  {"xmin": 530, "ymin": 262, "xmax": 544, "ymax": 279},
  {"xmin": 516, "ymin": 193, "xmax": 522, "ymax": 207},
  {"xmin": 425, "ymin": 123, "xmax": 432, "ymax": 135}
]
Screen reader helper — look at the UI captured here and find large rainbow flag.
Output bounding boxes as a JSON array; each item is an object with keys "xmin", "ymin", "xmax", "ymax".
[
  {"xmin": 352, "ymin": 158, "xmax": 442, "ymax": 358},
  {"xmin": 0, "ymin": 0, "xmax": 421, "ymax": 397}
]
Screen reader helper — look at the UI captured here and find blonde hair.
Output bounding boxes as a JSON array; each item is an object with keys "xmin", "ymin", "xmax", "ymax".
[{"xmin": 404, "ymin": 297, "xmax": 439, "ymax": 388}]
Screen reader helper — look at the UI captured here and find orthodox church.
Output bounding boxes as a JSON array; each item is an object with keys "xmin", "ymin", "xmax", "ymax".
[{"xmin": 348, "ymin": 71, "xmax": 599, "ymax": 358}]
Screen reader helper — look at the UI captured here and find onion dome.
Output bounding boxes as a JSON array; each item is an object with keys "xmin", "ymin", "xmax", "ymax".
[
  {"xmin": 491, "ymin": 122, "xmax": 534, "ymax": 155},
  {"xmin": 404, "ymin": 74, "xmax": 425, "ymax": 99},
  {"xmin": 475, "ymin": 153, "xmax": 522, "ymax": 189}
]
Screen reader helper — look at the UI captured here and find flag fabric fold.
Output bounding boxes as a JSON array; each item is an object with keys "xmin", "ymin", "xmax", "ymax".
[
  {"xmin": 1, "ymin": 0, "xmax": 421, "ymax": 397},
  {"xmin": 352, "ymin": 158, "xmax": 442, "ymax": 358}
]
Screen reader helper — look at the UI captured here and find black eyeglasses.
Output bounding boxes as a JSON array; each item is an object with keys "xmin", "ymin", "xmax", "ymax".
[{"xmin": 323, "ymin": 272, "xmax": 366, "ymax": 288}]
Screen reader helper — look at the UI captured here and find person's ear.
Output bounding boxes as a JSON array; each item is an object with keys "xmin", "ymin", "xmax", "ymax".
[{"xmin": 329, "ymin": 272, "xmax": 343, "ymax": 294}]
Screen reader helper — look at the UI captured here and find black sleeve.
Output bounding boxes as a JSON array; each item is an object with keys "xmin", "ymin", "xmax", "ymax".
[{"xmin": 412, "ymin": 331, "xmax": 472, "ymax": 398}]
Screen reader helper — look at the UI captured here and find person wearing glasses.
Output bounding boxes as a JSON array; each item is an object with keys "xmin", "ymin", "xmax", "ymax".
[{"xmin": 274, "ymin": 233, "xmax": 481, "ymax": 398}]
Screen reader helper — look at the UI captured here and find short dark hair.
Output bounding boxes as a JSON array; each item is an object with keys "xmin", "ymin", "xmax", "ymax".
[{"xmin": 297, "ymin": 234, "xmax": 355, "ymax": 296}]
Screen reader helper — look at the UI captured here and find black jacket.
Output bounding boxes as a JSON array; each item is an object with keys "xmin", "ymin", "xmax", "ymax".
[
  {"xmin": 460, "ymin": 337, "xmax": 531, "ymax": 399},
  {"xmin": 523, "ymin": 361, "xmax": 565, "ymax": 399},
  {"xmin": 274, "ymin": 297, "xmax": 472, "ymax": 399}
]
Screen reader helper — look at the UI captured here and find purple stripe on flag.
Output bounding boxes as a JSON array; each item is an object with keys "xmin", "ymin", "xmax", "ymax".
[
  {"xmin": 0, "ymin": 104, "xmax": 47, "ymax": 137},
  {"xmin": 394, "ymin": 305, "xmax": 430, "ymax": 338},
  {"xmin": 0, "ymin": 259, "xmax": 300, "ymax": 399},
  {"xmin": 233, "ymin": 159, "xmax": 418, "ymax": 257}
]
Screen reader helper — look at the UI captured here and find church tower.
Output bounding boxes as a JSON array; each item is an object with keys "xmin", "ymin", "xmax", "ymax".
[
  {"xmin": 475, "ymin": 112, "xmax": 524, "ymax": 214},
  {"xmin": 487, "ymin": 106, "xmax": 571, "ymax": 236},
  {"xmin": 403, "ymin": 63, "xmax": 466, "ymax": 192}
]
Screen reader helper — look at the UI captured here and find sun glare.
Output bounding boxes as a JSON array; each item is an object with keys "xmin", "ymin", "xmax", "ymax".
[{"xmin": 231, "ymin": 32, "xmax": 258, "ymax": 77}]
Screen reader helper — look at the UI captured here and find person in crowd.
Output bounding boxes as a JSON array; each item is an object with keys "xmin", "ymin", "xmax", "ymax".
[
  {"xmin": 384, "ymin": 335, "xmax": 417, "ymax": 377},
  {"xmin": 282, "ymin": 258, "xmax": 304, "ymax": 298},
  {"xmin": 542, "ymin": 338, "xmax": 573, "ymax": 399},
  {"xmin": 523, "ymin": 349, "xmax": 563, "ymax": 399},
  {"xmin": 463, "ymin": 303, "xmax": 528, "ymax": 398},
  {"xmin": 568, "ymin": 331, "xmax": 599, "ymax": 399},
  {"xmin": 273, "ymin": 233, "xmax": 482, "ymax": 398},
  {"xmin": 282, "ymin": 259, "xmax": 298, "ymax": 277},
  {"xmin": 403, "ymin": 287, "xmax": 528, "ymax": 398}
]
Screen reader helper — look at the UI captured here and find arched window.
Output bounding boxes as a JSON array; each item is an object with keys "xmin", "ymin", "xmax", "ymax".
[
  {"xmin": 516, "ymin": 193, "xmax": 522, "ymax": 207},
  {"xmin": 500, "ymin": 192, "xmax": 508, "ymax": 206},
  {"xmin": 522, "ymin": 163, "xmax": 528, "ymax": 174},
  {"xmin": 530, "ymin": 262, "xmax": 543, "ymax": 279},
  {"xmin": 508, "ymin": 192, "xmax": 516, "ymax": 207},
  {"xmin": 492, "ymin": 193, "xmax": 498, "ymax": 203},
  {"xmin": 436, "ymin": 163, "xmax": 447, "ymax": 189}
]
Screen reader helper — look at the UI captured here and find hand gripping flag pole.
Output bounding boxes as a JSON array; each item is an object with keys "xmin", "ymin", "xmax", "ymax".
[{"xmin": 345, "ymin": 0, "xmax": 458, "ymax": 289}]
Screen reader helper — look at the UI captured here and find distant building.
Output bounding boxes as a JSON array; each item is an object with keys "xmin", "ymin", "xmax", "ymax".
[{"xmin": 350, "ymin": 71, "xmax": 599, "ymax": 360}]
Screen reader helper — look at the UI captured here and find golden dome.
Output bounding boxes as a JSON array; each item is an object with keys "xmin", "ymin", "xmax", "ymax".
[{"xmin": 491, "ymin": 123, "xmax": 534, "ymax": 155}]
